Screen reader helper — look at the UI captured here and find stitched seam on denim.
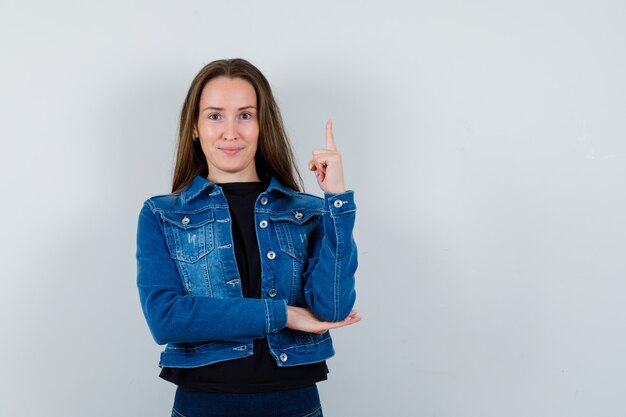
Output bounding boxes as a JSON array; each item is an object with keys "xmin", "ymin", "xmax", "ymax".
[
  {"xmin": 178, "ymin": 258, "xmax": 191, "ymax": 293},
  {"xmin": 269, "ymin": 212, "xmax": 319, "ymax": 223},
  {"xmin": 289, "ymin": 257, "xmax": 298, "ymax": 305},
  {"xmin": 171, "ymin": 407, "xmax": 189, "ymax": 417},
  {"xmin": 145, "ymin": 199, "xmax": 157, "ymax": 212},
  {"xmin": 161, "ymin": 219, "xmax": 214, "ymax": 263},
  {"xmin": 302, "ymin": 404, "xmax": 322, "ymax": 417},
  {"xmin": 332, "ymin": 208, "xmax": 356, "ymax": 215},
  {"xmin": 185, "ymin": 185, "xmax": 210, "ymax": 202},
  {"xmin": 263, "ymin": 208, "xmax": 324, "ymax": 216},
  {"xmin": 223, "ymin": 213, "xmax": 242, "ymax": 294},
  {"xmin": 280, "ymin": 336, "xmax": 331, "ymax": 350},
  {"xmin": 332, "ymin": 212, "xmax": 340, "ymax": 321},
  {"xmin": 264, "ymin": 298, "xmax": 271, "ymax": 334},
  {"xmin": 274, "ymin": 222, "xmax": 289, "ymax": 257},
  {"xmin": 202, "ymin": 253, "xmax": 213, "ymax": 296},
  {"xmin": 282, "ymin": 222, "xmax": 294, "ymax": 257},
  {"xmin": 145, "ymin": 201, "xmax": 195, "ymax": 297},
  {"xmin": 275, "ymin": 222, "xmax": 307, "ymax": 263},
  {"xmin": 157, "ymin": 206, "xmax": 216, "ymax": 216}
]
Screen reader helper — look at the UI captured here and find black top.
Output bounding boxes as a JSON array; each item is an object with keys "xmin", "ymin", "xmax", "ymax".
[{"xmin": 159, "ymin": 181, "xmax": 328, "ymax": 392}]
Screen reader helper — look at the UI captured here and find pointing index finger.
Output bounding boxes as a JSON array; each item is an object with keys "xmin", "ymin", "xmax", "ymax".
[{"xmin": 326, "ymin": 119, "xmax": 336, "ymax": 150}]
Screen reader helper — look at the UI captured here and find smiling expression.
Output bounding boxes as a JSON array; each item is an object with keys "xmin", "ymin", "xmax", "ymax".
[{"xmin": 194, "ymin": 76, "xmax": 260, "ymax": 183}]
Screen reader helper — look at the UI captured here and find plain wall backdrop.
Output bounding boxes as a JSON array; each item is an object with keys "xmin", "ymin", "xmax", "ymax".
[{"xmin": 1, "ymin": 0, "xmax": 625, "ymax": 416}]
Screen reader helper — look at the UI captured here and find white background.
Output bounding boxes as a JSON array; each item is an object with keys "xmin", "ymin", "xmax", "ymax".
[{"xmin": 1, "ymin": 1, "xmax": 625, "ymax": 416}]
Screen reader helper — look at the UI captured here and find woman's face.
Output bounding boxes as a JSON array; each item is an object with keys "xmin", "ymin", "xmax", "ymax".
[{"xmin": 194, "ymin": 76, "xmax": 260, "ymax": 183}]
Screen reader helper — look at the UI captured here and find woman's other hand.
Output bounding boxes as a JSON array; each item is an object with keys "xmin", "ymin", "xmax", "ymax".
[
  {"xmin": 308, "ymin": 119, "xmax": 346, "ymax": 194},
  {"xmin": 286, "ymin": 306, "xmax": 361, "ymax": 334}
]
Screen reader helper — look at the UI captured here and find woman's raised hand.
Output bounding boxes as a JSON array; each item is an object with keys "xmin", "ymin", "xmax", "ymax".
[
  {"xmin": 286, "ymin": 306, "xmax": 361, "ymax": 334},
  {"xmin": 309, "ymin": 119, "xmax": 346, "ymax": 194}
]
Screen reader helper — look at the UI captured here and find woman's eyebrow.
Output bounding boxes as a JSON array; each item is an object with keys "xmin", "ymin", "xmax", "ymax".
[{"xmin": 202, "ymin": 105, "xmax": 257, "ymax": 111}]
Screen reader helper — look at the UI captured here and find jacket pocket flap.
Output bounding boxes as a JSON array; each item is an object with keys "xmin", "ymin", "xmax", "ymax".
[
  {"xmin": 269, "ymin": 209, "xmax": 320, "ymax": 224},
  {"xmin": 160, "ymin": 208, "xmax": 214, "ymax": 229}
]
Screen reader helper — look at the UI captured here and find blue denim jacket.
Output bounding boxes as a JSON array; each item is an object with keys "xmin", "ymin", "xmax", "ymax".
[{"xmin": 136, "ymin": 175, "xmax": 357, "ymax": 369}]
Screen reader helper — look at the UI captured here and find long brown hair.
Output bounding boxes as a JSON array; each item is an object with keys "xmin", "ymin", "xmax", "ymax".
[{"xmin": 171, "ymin": 58, "xmax": 302, "ymax": 194}]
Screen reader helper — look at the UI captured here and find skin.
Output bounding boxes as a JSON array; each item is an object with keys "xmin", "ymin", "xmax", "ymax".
[
  {"xmin": 195, "ymin": 76, "xmax": 361, "ymax": 332},
  {"xmin": 194, "ymin": 76, "xmax": 260, "ymax": 184},
  {"xmin": 308, "ymin": 119, "xmax": 347, "ymax": 194}
]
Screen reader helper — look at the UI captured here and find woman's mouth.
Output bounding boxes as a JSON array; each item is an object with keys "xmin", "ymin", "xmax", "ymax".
[{"xmin": 219, "ymin": 147, "xmax": 242, "ymax": 155}]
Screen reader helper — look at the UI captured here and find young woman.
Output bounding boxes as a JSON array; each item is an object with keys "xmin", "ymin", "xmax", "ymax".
[{"xmin": 136, "ymin": 58, "xmax": 360, "ymax": 417}]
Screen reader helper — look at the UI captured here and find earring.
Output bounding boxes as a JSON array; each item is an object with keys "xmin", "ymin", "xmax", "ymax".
[{"xmin": 192, "ymin": 136, "xmax": 199, "ymax": 142}]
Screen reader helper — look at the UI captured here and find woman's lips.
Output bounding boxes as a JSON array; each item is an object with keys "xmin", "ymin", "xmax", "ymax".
[{"xmin": 219, "ymin": 147, "xmax": 242, "ymax": 155}]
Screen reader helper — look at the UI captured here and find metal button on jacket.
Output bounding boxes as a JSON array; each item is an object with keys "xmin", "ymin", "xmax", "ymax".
[
  {"xmin": 181, "ymin": 217, "xmax": 190, "ymax": 225},
  {"xmin": 260, "ymin": 196, "xmax": 268, "ymax": 205},
  {"xmin": 333, "ymin": 200, "xmax": 343, "ymax": 208},
  {"xmin": 268, "ymin": 289, "xmax": 277, "ymax": 297},
  {"xmin": 294, "ymin": 212, "xmax": 303, "ymax": 219},
  {"xmin": 267, "ymin": 251, "xmax": 276, "ymax": 260},
  {"xmin": 279, "ymin": 353, "xmax": 288, "ymax": 362},
  {"xmin": 259, "ymin": 220, "xmax": 268, "ymax": 228}
]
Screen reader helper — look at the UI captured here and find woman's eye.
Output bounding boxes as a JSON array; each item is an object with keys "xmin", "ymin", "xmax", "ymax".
[
  {"xmin": 240, "ymin": 112, "xmax": 252, "ymax": 120},
  {"xmin": 208, "ymin": 113, "xmax": 220, "ymax": 120}
]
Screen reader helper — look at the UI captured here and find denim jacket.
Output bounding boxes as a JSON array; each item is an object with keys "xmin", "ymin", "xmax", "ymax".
[{"xmin": 136, "ymin": 175, "xmax": 357, "ymax": 369}]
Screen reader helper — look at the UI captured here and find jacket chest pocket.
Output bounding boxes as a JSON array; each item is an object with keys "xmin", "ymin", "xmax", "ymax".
[
  {"xmin": 161, "ymin": 208, "xmax": 216, "ymax": 263},
  {"xmin": 270, "ymin": 210, "xmax": 320, "ymax": 263}
]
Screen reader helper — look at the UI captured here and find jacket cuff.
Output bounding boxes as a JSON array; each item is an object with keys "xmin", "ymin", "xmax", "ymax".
[
  {"xmin": 324, "ymin": 191, "xmax": 356, "ymax": 216},
  {"xmin": 264, "ymin": 298, "xmax": 288, "ymax": 334}
]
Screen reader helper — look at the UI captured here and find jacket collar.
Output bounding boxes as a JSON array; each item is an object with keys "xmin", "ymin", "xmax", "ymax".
[{"xmin": 181, "ymin": 175, "xmax": 296, "ymax": 203}]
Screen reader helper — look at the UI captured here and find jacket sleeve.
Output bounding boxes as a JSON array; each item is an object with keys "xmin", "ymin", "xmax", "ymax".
[
  {"xmin": 302, "ymin": 191, "xmax": 358, "ymax": 322},
  {"xmin": 136, "ymin": 201, "xmax": 287, "ymax": 345}
]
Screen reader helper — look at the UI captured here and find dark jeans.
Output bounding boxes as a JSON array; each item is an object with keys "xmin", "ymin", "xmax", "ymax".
[{"xmin": 172, "ymin": 384, "xmax": 323, "ymax": 417}]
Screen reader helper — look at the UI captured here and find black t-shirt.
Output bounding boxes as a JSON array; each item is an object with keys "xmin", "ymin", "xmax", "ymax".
[{"xmin": 159, "ymin": 181, "xmax": 328, "ymax": 392}]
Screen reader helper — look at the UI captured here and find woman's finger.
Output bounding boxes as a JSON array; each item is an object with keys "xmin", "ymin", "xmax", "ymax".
[
  {"xmin": 331, "ymin": 316, "xmax": 361, "ymax": 330},
  {"xmin": 326, "ymin": 119, "xmax": 336, "ymax": 151},
  {"xmin": 311, "ymin": 152, "xmax": 340, "ymax": 168},
  {"xmin": 325, "ymin": 313, "xmax": 362, "ymax": 331}
]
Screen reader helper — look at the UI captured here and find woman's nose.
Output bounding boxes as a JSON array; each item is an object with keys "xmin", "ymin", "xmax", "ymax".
[{"xmin": 223, "ymin": 119, "xmax": 237, "ymax": 140}]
